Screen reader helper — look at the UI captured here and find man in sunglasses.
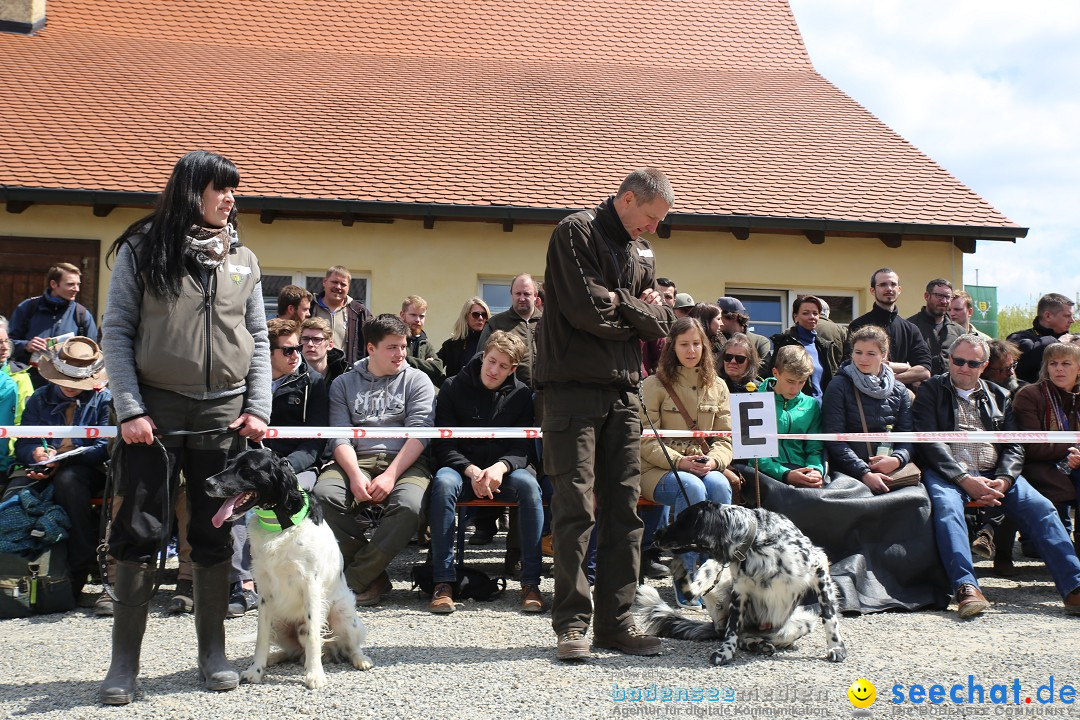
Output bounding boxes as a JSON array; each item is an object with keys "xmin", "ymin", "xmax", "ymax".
[
  {"xmin": 907, "ymin": 278, "xmax": 964, "ymax": 376},
  {"xmin": 912, "ymin": 334, "xmax": 1080, "ymax": 618},
  {"xmin": 479, "ymin": 273, "xmax": 543, "ymax": 388}
]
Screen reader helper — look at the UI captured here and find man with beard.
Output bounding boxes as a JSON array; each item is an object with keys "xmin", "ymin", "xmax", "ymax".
[
  {"xmin": 907, "ymin": 278, "xmax": 964, "ymax": 376},
  {"xmin": 848, "ymin": 268, "xmax": 931, "ymax": 388}
]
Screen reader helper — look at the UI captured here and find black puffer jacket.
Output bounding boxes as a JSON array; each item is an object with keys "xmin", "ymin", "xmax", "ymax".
[
  {"xmin": 821, "ymin": 367, "xmax": 913, "ymax": 478},
  {"xmin": 433, "ymin": 354, "xmax": 535, "ymax": 473},
  {"xmin": 265, "ymin": 360, "xmax": 329, "ymax": 473},
  {"xmin": 911, "ymin": 374, "xmax": 1023, "ymax": 483}
]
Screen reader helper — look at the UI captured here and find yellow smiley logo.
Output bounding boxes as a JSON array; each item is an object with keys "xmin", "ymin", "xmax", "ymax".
[{"xmin": 848, "ymin": 678, "xmax": 876, "ymax": 709}]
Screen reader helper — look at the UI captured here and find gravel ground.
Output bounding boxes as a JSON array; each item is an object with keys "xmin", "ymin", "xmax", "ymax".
[{"xmin": 1, "ymin": 538, "xmax": 1077, "ymax": 720}]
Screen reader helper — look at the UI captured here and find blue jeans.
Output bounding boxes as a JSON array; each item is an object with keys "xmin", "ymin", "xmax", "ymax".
[
  {"xmin": 924, "ymin": 469, "xmax": 1080, "ymax": 598},
  {"xmin": 429, "ymin": 466, "xmax": 544, "ymax": 586},
  {"xmin": 651, "ymin": 471, "xmax": 732, "ymax": 571}
]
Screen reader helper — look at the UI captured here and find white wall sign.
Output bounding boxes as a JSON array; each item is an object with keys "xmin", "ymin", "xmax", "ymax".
[{"xmin": 730, "ymin": 393, "xmax": 779, "ymax": 459}]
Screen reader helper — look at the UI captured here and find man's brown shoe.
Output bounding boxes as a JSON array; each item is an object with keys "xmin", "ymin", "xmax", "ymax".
[
  {"xmin": 594, "ymin": 625, "xmax": 663, "ymax": 656},
  {"xmin": 1065, "ymin": 588, "xmax": 1080, "ymax": 616},
  {"xmin": 354, "ymin": 571, "xmax": 391, "ymax": 607},
  {"xmin": 541, "ymin": 535, "xmax": 554, "ymax": 557},
  {"xmin": 955, "ymin": 583, "xmax": 990, "ymax": 618},
  {"xmin": 556, "ymin": 629, "xmax": 591, "ymax": 661},
  {"xmin": 520, "ymin": 584, "xmax": 546, "ymax": 613},
  {"xmin": 429, "ymin": 583, "xmax": 456, "ymax": 614}
]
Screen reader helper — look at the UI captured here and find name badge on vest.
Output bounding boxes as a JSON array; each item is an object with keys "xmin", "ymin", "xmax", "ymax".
[
  {"xmin": 228, "ymin": 263, "xmax": 251, "ymax": 285},
  {"xmin": 637, "ymin": 248, "xmax": 654, "ymax": 258}
]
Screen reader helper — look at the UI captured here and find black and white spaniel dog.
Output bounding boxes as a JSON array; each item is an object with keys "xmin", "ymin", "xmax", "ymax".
[
  {"xmin": 206, "ymin": 448, "xmax": 373, "ymax": 689},
  {"xmin": 634, "ymin": 501, "xmax": 846, "ymax": 666}
]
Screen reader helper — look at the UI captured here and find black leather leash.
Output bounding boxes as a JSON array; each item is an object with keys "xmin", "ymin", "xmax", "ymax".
[{"xmin": 96, "ymin": 426, "xmax": 239, "ymax": 608}]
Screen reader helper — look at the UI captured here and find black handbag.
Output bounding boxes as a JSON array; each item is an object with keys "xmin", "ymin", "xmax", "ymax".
[
  {"xmin": 410, "ymin": 563, "xmax": 506, "ymax": 601},
  {"xmin": 0, "ymin": 544, "xmax": 76, "ymax": 618}
]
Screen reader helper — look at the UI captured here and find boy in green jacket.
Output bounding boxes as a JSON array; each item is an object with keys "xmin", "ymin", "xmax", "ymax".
[{"xmin": 755, "ymin": 345, "xmax": 826, "ymax": 487}]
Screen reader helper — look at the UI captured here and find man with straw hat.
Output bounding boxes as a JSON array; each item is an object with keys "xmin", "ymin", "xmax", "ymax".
[{"xmin": 5, "ymin": 336, "xmax": 112, "ymax": 606}]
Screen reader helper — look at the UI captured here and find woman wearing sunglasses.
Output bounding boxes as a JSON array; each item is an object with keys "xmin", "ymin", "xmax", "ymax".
[
  {"xmin": 717, "ymin": 333, "xmax": 763, "ymax": 394},
  {"xmin": 100, "ymin": 151, "xmax": 271, "ymax": 703},
  {"xmin": 437, "ymin": 296, "xmax": 490, "ymax": 379}
]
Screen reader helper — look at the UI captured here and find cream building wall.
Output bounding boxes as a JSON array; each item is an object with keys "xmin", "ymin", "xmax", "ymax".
[{"xmin": 2, "ymin": 204, "xmax": 965, "ymax": 342}]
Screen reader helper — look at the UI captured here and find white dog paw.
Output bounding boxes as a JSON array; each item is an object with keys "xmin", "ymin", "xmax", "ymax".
[
  {"xmin": 303, "ymin": 670, "xmax": 328, "ymax": 690},
  {"xmin": 241, "ymin": 666, "xmax": 265, "ymax": 684},
  {"xmin": 353, "ymin": 653, "xmax": 374, "ymax": 671},
  {"xmin": 826, "ymin": 645, "xmax": 848, "ymax": 662},
  {"xmin": 709, "ymin": 650, "xmax": 734, "ymax": 667}
]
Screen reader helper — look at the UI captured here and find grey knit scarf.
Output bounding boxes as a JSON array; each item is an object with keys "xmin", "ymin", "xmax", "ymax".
[{"xmin": 841, "ymin": 361, "xmax": 895, "ymax": 400}]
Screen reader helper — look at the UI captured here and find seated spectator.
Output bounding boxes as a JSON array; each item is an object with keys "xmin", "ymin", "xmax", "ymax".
[
  {"xmin": 688, "ymin": 302, "xmax": 723, "ymax": 359},
  {"xmin": 672, "ymin": 293, "xmax": 695, "ymax": 319},
  {"xmin": 717, "ymin": 332, "xmax": 763, "ymax": 395},
  {"xmin": 848, "ymin": 268, "xmax": 931, "ymax": 388},
  {"xmin": 907, "ymin": 279, "xmax": 964, "ymax": 376},
  {"xmin": 822, "ymin": 326, "xmax": 914, "ymax": 494},
  {"xmin": 9, "ymin": 263, "xmax": 99, "ymax": 388},
  {"xmin": 639, "ymin": 317, "xmax": 733, "ymax": 607},
  {"xmin": 400, "ymin": 295, "xmax": 446, "ymax": 388},
  {"xmin": 428, "ymin": 331, "xmax": 543, "ymax": 614},
  {"xmin": 300, "ymin": 317, "xmax": 347, "ymax": 385},
  {"xmin": 1011, "ymin": 341, "xmax": 1080, "ymax": 553},
  {"xmin": 769, "ymin": 295, "xmax": 842, "ymax": 400},
  {"xmin": 276, "ymin": 284, "xmax": 313, "ymax": 322},
  {"xmin": 311, "ymin": 265, "xmax": 372, "ymax": 365},
  {"xmin": 1008, "ymin": 292, "xmax": 1075, "ymax": 384},
  {"xmin": 948, "ymin": 290, "xmax": 992, "ymax": 341},
  {"xmin": 4, "ymin": 337, "xmax": 111, "ymax": 607},
  {"xmin": 913, "ymin": 333, "xmax": 1080, "ymax": 617},
  {"xmin": 982, "ymin": 339, "xmax": 1024, "ymax": 397},
  {"xmin": 437, "ymin": 296, "xmax": 490, "ymax": 379},
  {"xmin": 755, "ymin": 345, "xmax": 825, "ymax": 487},
  {"xmin": 477, "ymin": 273, "xmax": 541, "ymax": 387},
  {"xmin": 313, "ymin": 315, "xmax": 435, "ymax": 606},
  {"xmin": 716, "ymin": 296, "xmax": 772, "ymax": 369},
  {"xmin": 759, "ymin": 330, "xmax": 948, "ymax": 613},
  {"xmin": 0, "ymin": 317, "xmax": 21, "ymax": 476},
  {"xmin": 0, "ymin": 316, "xmax": 34, "ymax": 425}
]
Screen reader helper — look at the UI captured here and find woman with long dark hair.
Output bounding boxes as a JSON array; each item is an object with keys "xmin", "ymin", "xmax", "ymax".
[{"xmin": 100, "ymin": 151, "xmax": 271, "ymax": 704}]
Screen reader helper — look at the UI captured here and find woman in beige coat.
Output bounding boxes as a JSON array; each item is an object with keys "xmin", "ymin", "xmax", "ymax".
[{"xmin": 639, "ymin": 317, "xmax": 734, "ymax": 606}]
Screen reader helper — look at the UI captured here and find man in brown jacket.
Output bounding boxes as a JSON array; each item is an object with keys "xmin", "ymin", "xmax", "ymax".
[{"xmin": 535, "ymin": 168, "xmax": 675, "ymax": 661}]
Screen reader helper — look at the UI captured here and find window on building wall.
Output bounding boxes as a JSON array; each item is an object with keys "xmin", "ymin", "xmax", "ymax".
[
  {"xmin": 481, "ymin": 281, "xmax": 512, "ymax": 313},
  {"xmin": 727, "ymin": 289, "xmax": 858, "ymax": 334},
  {"xmin": 261, "ymin": 271, "xmax": 370, "ymax": 318}
]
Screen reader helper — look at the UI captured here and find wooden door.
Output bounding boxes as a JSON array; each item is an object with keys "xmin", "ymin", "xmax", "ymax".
[{"xmin": 0, "ymin": 237, "xmax": 100, "ymax": 321}]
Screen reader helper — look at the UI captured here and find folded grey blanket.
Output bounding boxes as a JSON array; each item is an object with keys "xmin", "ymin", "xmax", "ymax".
[{"xmin": 753, "ymin": 472, "xmax": 951, "ymax": 614}]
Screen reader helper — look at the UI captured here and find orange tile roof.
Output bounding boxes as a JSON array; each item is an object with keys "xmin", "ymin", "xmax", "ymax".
[{"xmin": 0, "ymin": 0, "xmax": 1021, "ymax": 231}]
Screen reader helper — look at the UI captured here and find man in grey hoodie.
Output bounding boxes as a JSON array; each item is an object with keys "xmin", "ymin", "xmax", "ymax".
[{"xmin": 313, "ymin": 314, "xmax": 436, "ymax": 606}]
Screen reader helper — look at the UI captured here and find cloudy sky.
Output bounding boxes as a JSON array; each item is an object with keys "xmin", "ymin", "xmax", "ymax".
[{"xmin": 788, "ymin": 0, "xmax": 1080, "ymax": 308}]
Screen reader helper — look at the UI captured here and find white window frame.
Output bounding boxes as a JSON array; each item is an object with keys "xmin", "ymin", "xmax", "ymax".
[
  {"xmin": 261, "ymin": 269, "xmax": 372, "ymax": 314},
  {"xmin": 479, "ymin": 277, "xmax": 513, "ymax": 314},
  {"xmin": 726, "ymin": 287, "xmax": 860, "ymax": 330}
]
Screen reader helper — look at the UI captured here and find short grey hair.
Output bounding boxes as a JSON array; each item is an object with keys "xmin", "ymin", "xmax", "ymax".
[
  {"xmin": 950, "ymin": 333, "xmax": 989, "ymax": 362},
  {"xmin": 617, "ymin": 168, "xmax": 674, "ymax": 207}
]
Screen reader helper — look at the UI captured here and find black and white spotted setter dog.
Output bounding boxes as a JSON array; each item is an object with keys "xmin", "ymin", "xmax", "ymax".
[
  {"xmin": 635, "ymin": 501, "xmax": 846, "ymax": 666},
  {"xmin": 206, "ymin": 448, "xmax": 374, "ymax": 689}
]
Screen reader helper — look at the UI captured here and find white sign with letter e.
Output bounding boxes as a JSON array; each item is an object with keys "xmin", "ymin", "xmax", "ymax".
[{"xmin": 730, "ymin": 393, "xmax": 778, "ymax": 459}]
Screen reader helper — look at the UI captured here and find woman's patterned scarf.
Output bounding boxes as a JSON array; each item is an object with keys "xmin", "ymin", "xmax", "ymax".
[
  {"xmin": 185, "ymin": 223, "xmax": 235, "ymax": 269},
  {"xmin": 1042, "ymin": 379, "xmax": 1080, "ymax": 431}
]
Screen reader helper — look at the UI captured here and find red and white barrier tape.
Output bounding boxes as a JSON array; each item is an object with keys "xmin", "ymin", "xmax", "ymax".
[{"xmin": 4, "ymin": 426, "xmax": 1080, "ymax": 444}]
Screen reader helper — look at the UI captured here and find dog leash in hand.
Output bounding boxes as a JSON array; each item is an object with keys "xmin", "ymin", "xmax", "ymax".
[{"xmin": 97, "ymin": 426, "xmax": 239, "ymax": 608}]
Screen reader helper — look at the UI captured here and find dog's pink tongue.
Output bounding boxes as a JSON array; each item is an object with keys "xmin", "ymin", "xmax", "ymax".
[{"xmin": 212, "ymin": 495, "xmax": 243, "ymax": 528}]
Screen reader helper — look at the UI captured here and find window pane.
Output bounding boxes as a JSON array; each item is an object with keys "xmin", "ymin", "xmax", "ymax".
[
  {"xmin": 733, "ymin": 293, "xmax": 783, "ymax": 335},
  {"xmin": 261, "ymin": 274, "xmax": 293, "ymax": 319},
  {"xmin": 817, "ymin": 294, "xmax": 854, "ymax": 324},
  {"xmin": 482, "ymin": 283, "xmax": 512, "ymax": 313}
]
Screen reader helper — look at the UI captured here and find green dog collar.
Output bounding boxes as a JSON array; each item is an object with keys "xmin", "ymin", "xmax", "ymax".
[{"xmin": 255, "ymin": 490, "xmax": 310, "ymax": 532}]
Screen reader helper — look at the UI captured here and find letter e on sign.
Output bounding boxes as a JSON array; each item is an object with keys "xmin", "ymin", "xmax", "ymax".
[{"xmin": 730, "ymin": 394, "xmax": 779, "ymax": 459}]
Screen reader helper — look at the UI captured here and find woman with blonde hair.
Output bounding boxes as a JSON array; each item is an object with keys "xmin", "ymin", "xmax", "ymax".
[
  {"xmin": 437, "ymin": 296, "xmax": 490, "ymax": 379},
  {"xmin": 639, "ymin": 317, "xmax": 733, "ymax": 606}
]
